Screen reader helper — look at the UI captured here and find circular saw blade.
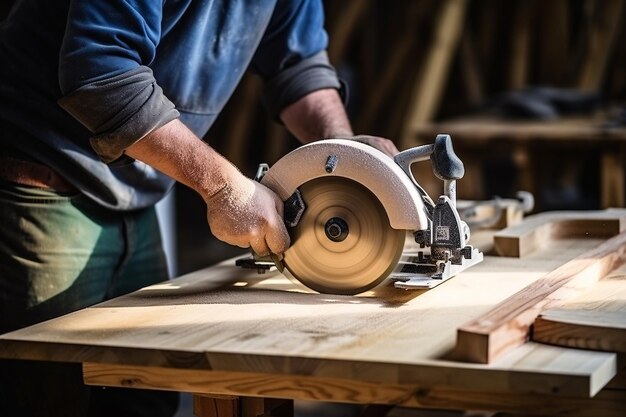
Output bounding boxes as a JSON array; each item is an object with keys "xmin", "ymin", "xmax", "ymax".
[{"xmin": 283, "ymin": 177, "xmax": 405, "ymax": 295}]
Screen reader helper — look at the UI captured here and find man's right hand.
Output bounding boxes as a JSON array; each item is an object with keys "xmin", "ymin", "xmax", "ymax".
[
  {"xmin": 125, "ymin": 119, "xmax": 290, "ymax": 256},
  {"xmin": 205, "ymin": 176, "xmax": 290, "ymax": 256}
]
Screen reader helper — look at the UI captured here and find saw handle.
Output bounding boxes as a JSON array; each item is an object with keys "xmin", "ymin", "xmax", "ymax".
[
  {"xmin": 432, "ymin": 135, "xmax": 464, "ymax": 180},
  {"xmin": 394, "ymin": 134, "xmax": 464, "ymax": 180},
  {"xmin": 394, "ymin": 134, "xmax": 464, "ymax": 206}
]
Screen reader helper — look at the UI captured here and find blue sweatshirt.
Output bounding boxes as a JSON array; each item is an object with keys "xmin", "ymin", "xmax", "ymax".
[{"xmin": 0, "ymin": 0, "xmax": 341, "ymax": 210}]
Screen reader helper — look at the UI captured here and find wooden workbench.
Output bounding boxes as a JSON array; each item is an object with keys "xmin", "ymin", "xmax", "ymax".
[{"xmin": 1, "ymin": 210, "xmax": 625, "ymax": 416}]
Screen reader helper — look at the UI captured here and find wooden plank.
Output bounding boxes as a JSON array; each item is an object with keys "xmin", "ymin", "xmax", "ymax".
[
  {"xmin": 415, "ymin": 116, "xmax": 626, "ymax": 212},
  {"xmin": 2, "ymin": 211, "xmax": 625, "ymax": 399},
  {"xmin": 400, "ymin": 0, "xmax": 468, "ymax": 149},
  {"xmin": 83, "ymin": 363, "xmax": 625, "ymax": 417},
  {"xmin": 192, "ymin": 395, "xmax": 273, "ymax": 417},
  {"xmin": 194, "ymin": 395, "xmax": 239, "ymax": 417},
  {"xmin": 359, "ymin": 3, "xmax": 424, "ymax": 133},
  {"xmin": 578, "ymin": 0, "xmax": 624, "ymax": 92},
  {"xmin": 1, "ymin": 255, "xmax": 619, "ymax": 395},
  {"xmin": 414, "ymin": 114, "xmax": 626, "ymax": 143},
  {"xmin": 493, "ymin": 209, "xmax": 626, "ymax": 258},
  {"xmin": 534, "ymin": 311, "xmax": 626, "ymax": 353},
  {"xmin": 455, "ymin": 230, "xmax": 626, "ymax": 364},
  {"xmin": 512, "ymin": 143, "xmax": 535, "ymax": 207},
  {"xmin": 508, "ymin": 0, "xmax": 534, "ymax": 89},
  {"xmin": 601, "ymin": 147, "xmax": 626, "ymax": 208},
  {"xmin": 459, "ymin": 27, "xmax": 484, "ymax": 107},
  {"xmin": 533, "ymin": 264, "xmax": 626, "ymax": 354},
  {"xmin": 241, "ymin": 397, "xmax": 265, "ymax": 417},
  {"xmin": 4, "ymin": 338, "xmax": 615, "ymax": 398}
]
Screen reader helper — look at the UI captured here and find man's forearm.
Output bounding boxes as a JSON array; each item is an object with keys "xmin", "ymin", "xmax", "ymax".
[
  {"xmin": 125, "ymin": 119, "xmax": 240, "ymax": 200},
  {"xmin": 280, "ymin": 88, "xmax": 353, "ymax": 143},
  {"xmin": 125, "ymin": 118, "xmax": 290, "ymax": 255}
]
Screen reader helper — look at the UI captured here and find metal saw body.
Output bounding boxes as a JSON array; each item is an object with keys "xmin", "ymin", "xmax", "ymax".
[{"xmin": 237, "ymin": 135, "xmax": 483, "ymax": 294}]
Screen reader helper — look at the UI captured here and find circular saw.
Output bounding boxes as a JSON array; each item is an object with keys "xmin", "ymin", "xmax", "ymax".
[{"xmin": 236, "ymin": 135, "xmax": 483, "ymax": 294}]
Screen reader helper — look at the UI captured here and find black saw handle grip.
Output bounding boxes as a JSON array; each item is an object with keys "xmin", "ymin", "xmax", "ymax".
[
  {"xmin": 432, "ymin": 134, "xmax": 464, "ymax": 180},
  {"xmin": 393, "ymin": 134, "xmax": 464, "ymax": 184}
]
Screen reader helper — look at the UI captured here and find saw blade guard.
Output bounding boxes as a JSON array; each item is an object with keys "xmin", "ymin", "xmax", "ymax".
[{"xmin": 260, "ymin": 139, "xmax": 429, "ymax": 231}]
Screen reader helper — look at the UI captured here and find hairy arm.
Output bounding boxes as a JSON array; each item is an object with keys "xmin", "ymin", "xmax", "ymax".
[
  {"xmin": 279, "ymin": 88, "xmax": 353, "ymax": 141},
  {"xmin": 125, "ymin": 119, "xmax": 289, "ymax": 256},
  {"xmin": 280, "ymin": 88, "xmax": 399, "ymax": 156}
]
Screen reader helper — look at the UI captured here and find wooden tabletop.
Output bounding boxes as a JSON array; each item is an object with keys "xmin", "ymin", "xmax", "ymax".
[{"xmin": 1, "ymin": 211, "xmax": 625, "ymax": 414}]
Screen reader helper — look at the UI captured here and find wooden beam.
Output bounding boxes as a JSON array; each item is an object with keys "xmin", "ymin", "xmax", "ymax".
[
  {"xmin": 460, "ymin": 27, "xmax": 484, "ymax": 107},
  {"xmin": 400, "ymin": 0, "xmax": 468, "ymax": 149},
  {"xmin": 601, "ymin": 147, "xmax": 626, "ymax": 209},
  {"xmin": 538, "ymin": 0, "xmax": 569, "ymax": 86},
  {"xmin": 533, "ymin": 264, "xmax": 626, "ymax": 354},
  {"xmin": 578, "ymin": 0, "xmax": 624, "ymax": 91},
  {"xmin": 83, "ymin": 363, "xmax": 625, "ymax": 417},
  {"xmin": 493, "ymin": 210, "xmax": 626, "ymax": 258},
  {"xmin": 534, "ymin": 310, "xmax": 626, "ymax": 354},
  {"xmin": 508, "ymin": 0, "xmax": 534, "ymax": 89},
  {"xmin": 455, "ymin": 230, "xmax": 626, "ymax": 363},
  {"xmin": 194, "ymin": 395, "xmax": 239, "ymax": 417},
  {"xmin": 358, "ymin": 3, "xmax": 423, "ymax": 133},
  {"xmin": 192, "ymin": 395, "xmax": 287, "ymax": 417}
]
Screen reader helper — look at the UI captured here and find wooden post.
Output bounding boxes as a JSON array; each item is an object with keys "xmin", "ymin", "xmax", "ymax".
[
  {"xmin": 578, "ymin": 0, "xmax": 624, "ymax": 91},
  {"xmin": 194, "ymin": 395, "xmax": 239, "ymax": 417},
  {"xmin": 600, "ymin": 146, "xmax": 625, "ymax": 208},
  {"xmin": 508, "ymin": 0, "xmax": 534, "ymax": 89},
  {"xmin": 193, "ymin": 395, "xmax": 294, "ymax": 417},
  {"xmin": 400, "ymin": 0, "xmax": 468, "ymax": 149}
]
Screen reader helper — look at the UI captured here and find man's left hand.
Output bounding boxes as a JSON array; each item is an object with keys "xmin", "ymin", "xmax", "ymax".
[{"xmin": 348, "ymin": 135, "xmax": 399, "ymax": 158}]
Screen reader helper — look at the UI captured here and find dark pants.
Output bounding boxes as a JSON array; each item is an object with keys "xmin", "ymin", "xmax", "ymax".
[{"xmin": 0, "ymin": 181, "xmax": 178, "ymax": 416}]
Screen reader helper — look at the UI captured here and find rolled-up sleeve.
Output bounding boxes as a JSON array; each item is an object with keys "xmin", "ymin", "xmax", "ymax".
[
  {"xmin": 57, "ymin": 0, "xmax": 179, "ymax": 163},
  {"xmin": 251, "ymin": 0, "xmax": 344, "ymax": 119}
]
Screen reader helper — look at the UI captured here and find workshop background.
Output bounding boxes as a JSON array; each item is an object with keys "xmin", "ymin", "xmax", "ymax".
[{"xmin": 177, "ymin": 0, "xmax": 626, "ymax": 276}]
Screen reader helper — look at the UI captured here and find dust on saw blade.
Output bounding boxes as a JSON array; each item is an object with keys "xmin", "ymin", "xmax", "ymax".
[{"xmin": 283, "ymin": 176, "xmax": 405, "ymax": 295}]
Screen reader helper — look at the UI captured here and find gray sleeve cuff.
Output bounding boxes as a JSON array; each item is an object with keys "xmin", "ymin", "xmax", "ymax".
[
  {"xmin": 58, "ymin": 66, "xmax": 179, "ymax": 163},
  {"xmin": 262, "ymin": 51, "xmax": 346, "ymax": 120}
]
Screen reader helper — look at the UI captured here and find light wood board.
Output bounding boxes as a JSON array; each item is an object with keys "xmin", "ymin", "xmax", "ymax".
[
  {"xmin": 82, "ymin": 362, "xmax": 626, "ymax": 417},
  {"xmin": 493, "ymin": 209, "xmax": 626, "ymax": 258},
  {"xmin": 453, "ymin": 210, "xmax": 626, "ymax": 363},
  {"xmin": 533, "ymin": 263, "xmax": 626, "ymax": 353},
  {"xmin": 1, "ymin": 214, "xmax": 623, "ymax": 399},
  {"xmin": 456, "ymin": 230, "xmax": 626, "ymax": 363}
]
